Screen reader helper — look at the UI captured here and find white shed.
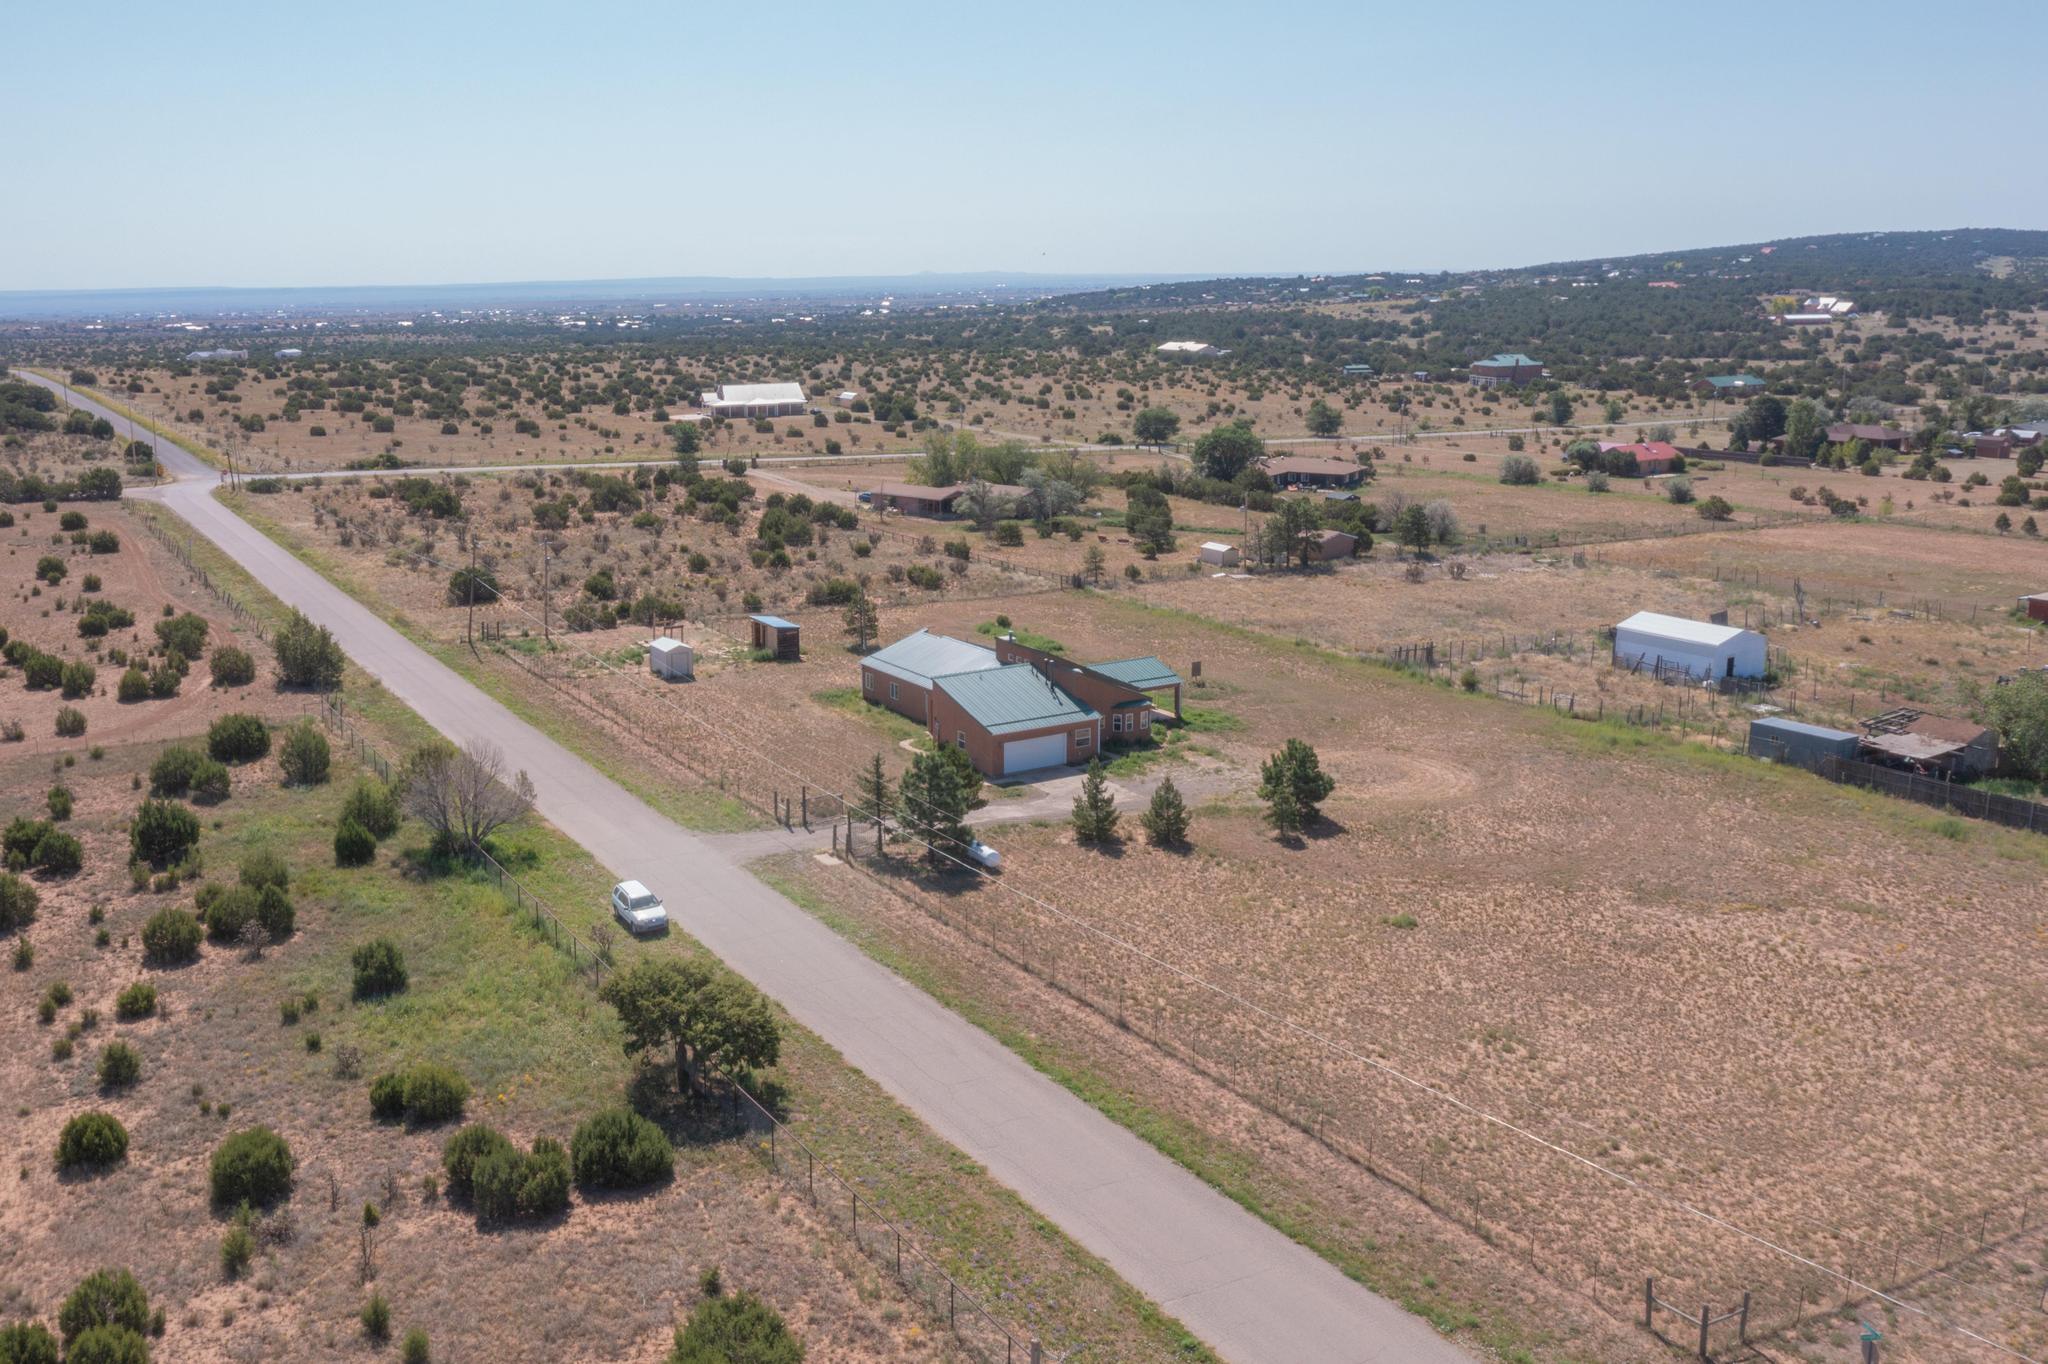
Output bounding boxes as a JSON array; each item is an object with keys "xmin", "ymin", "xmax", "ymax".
[
  {"xmin": 1612, "ymin": 611, "xmax": 1765, "ymax": 681},
  {"xmin": 648, "ymin": 636, "xmax": 694, "ymax": 681},
  {"xmin": 1198, "ymin": 541, "xmax": 1241, "ymax": 568}
]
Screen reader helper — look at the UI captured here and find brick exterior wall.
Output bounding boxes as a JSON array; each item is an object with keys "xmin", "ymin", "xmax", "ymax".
[
  {"xmin": 860, "ymin": 666, "xmax": 932, "ymax": 723},
  {"xmin": 989, "ymin": 639, "xmax": 1151, "ymax": 742},
  {"xmin": 926, "ymin": 683, "xmax": 1099, "ymax": 776}
]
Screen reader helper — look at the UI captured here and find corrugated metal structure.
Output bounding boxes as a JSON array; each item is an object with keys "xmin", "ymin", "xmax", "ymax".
[
  {"xmin": 1747, "ymin": 717, "xmax": 1859, "ymax": 766},
  {"xmin": 1613, "ymin": 611, "xmax": 1767, "ymax": 681}
]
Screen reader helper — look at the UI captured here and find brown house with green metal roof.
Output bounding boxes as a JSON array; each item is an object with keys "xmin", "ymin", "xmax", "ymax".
[{"xmin": 903, "ymin": 632, "xmax": 1185, "ymax": 777}]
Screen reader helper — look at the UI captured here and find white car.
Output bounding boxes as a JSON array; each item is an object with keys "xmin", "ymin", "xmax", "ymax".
[
  {"xmin": 964, "ymin": 840, "xmax": 1001, "ymax": 871},
  {"xmin": 610, "ymin": 879, "xmax": 668, "ymax": 934}
]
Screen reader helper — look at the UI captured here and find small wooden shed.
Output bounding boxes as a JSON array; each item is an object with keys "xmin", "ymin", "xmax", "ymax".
[
  {"xmin": 749, "ymin": 614, "xmax": 801, "ymax": 661},
  {"xmin": 648, "ymin": 636, "xmax": 694, "ymax": 681}
]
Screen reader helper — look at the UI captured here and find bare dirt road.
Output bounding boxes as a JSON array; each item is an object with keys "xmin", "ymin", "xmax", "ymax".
[{"xmin": 18, "ymin": 369, "xmax": 1470, "ymax": 1364}]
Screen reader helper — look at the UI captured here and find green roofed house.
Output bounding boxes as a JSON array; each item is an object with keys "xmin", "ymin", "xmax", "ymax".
[
  {"xmin": 1692, "ymin": 373, "xmax": 1766, "ymax": 398},
  {"xmin": 870, "ymin": 628, "xmax": 1185, "ymax": 777},
  {"xmin": 928, "ymin": 664, "xmax": 1103, "ymax": 777},
  {"xmin": 1469, "ymin": 353, "xmax": 1545, "ymax": 387}
]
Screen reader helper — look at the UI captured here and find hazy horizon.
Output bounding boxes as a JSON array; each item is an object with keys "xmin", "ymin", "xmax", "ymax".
[{"xmin": 4, "ymin": 0, "xmax": 2044, "ymax": 293}]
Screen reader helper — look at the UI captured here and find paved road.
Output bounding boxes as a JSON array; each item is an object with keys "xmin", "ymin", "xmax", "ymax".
[{"xmin": 21, "ymin": 370, "xmax": 1470, "ymax": 1364}]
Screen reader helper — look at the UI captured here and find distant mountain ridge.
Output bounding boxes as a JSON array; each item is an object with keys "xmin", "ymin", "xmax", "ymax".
[
  {"xmin": 1040, "ymin": 229, "xmax": 2048, "ymax": 312},
  {"xmin": 0, "ymin": 271, "xmax": 1218, "ymax": 320}
]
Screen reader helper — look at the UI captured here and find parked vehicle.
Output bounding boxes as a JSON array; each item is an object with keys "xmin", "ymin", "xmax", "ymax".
[{"xmin": 610, "ymin": 879, "xmax": 668, "ymax": 934}]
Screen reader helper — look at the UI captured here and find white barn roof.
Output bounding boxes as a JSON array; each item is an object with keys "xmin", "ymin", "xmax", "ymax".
[
  {"xmin": 711, "ymin": 381, "xmax": 806, "ymax": 405},
  {"xmin": 1615, "ymin": 611, "xmax": 1753, "ymax": 648}
]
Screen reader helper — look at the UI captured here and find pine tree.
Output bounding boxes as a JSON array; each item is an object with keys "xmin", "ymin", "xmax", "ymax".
[
  {"xmin": 859, "ymin": 753, "xmax": 892, "ymax": 827},
  {"xmin": 1140, "ymin": 776, "xmax": 1191, "ymax": 848},
  {"xmin": 1258, "ymin": 739, "xmax": 1335, "ymax": 833},
  {"xmin": 1262, "ymin": 780, "xmax": 1304, "ymax": 838},
  {"xmin": 843, "ymin": 592, "xmax": 879, "ymax": 652},
  {"xmin": 898, "ymin": 747, "xmax": 972, "ymax": 867},
  {"xmin": 1070, "ymin": 757, "xmax": 1119, "ymax": 845}
]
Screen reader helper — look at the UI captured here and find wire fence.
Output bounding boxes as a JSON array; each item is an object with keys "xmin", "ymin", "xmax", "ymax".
[
  {"xmin": 135, "ymin": 510, "xmax": 271, "ymax": 641},
  {"xmin": 310, "ymin": 691, "xmax": 1053, "ymax": 1363}
]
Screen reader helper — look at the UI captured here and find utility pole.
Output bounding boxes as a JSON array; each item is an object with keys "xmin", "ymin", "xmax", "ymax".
[
  {"xmin": 465, "ymin": 537, "xmax": 478, "ymax": 649},
  {"xmin": 540, "ymin": 540, "xmax": 552, "ymax": 645}
]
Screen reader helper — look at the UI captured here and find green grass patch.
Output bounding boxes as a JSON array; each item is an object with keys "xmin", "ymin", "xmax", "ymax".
[
  {"xmin": 812, "ymin": 687, "xmax": 930, "ymax": 746},
  {"xmin": 975, "ymin": 619, "xmax": 1065, "ymax": 653}
]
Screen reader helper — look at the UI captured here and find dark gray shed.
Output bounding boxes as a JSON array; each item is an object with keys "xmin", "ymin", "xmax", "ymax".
[{"xmin": 1747, "ymin": 717, "xmax": 1860, "ymax": 767}]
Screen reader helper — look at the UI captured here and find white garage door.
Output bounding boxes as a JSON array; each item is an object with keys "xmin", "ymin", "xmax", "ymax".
[{"xmin": 1001, "ymin": 733, "xmax": 1068, "ymax": 775}]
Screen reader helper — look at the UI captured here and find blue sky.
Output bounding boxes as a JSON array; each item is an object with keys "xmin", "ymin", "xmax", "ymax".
[{"xmin": 5, "ymin": 0, "xmax": 2043, "ymax": 290}]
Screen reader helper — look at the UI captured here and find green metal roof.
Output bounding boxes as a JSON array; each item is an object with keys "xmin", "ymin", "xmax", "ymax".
[
  {"xmin": 932, "ymin": 664, "xmax": 1099, "ymax": 736},
  {"xmin": 1477, "ymin": 352, "xmax": 1541, "ymax": 368},
  {"xmin": 1090, "ymin": 656, "xmax": 1183, "ymax": 691}
]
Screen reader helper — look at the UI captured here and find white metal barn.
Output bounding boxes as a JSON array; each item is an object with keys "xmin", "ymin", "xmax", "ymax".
[
  {"xmin": 1197, "ymin": 541, "xmax": 1241, "ymax": 568},
  {"xmin": 648, "ymin": 636, "xmax": 694, "ymax": 681},
  {"xmin": 700, "ymin": 382, "xmax": 807, "ymax": 418},
  {"xmin": 1612, "ymin": 611, "xmax": 1766, "ymax": 681}
]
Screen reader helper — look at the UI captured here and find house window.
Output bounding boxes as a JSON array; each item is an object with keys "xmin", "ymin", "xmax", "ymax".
[
  {"xmin": 955, "ymin": 732, "xmax": 966, "ymax": 749},
  {"xmin": 1075, "ymin": 729, "xmax": 1092, "ymax": 750},
  {"xmin": 863, "ymin": 672, "xmax": 873, "ymax": 693},
  {"xmin": 889, "ymin": 682, "xmax": 899, "ymax": 702}
]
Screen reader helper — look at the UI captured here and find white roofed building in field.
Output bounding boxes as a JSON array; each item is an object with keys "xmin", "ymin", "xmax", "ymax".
[
  {"xmin": 700, "ymin": 381, "xmax": 808, "ymax": 418},
  {"xmin": 1612, "ymin": 611, "xmax": 1766, "ymax": 681},
  {"xmin": 1156, "ymin": 341, "xmax": 1218, "ymax": 358}
]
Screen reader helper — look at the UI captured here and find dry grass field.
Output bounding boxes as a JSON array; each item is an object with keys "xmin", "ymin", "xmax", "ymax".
[
  {"xmin": 718, "ymin": 593, "xmax": 2048, "ymax": 1364},
  {"xmin": 0, "ymin": 500, "xmax": 294, "ymax": 754},
  {"xmin": 74, "ymin": 349, "xmax": 1730, "ymax": 478},
  {"xmin": 186, "ymin": 421, "xmax": 2048, "ymax": 1362}
]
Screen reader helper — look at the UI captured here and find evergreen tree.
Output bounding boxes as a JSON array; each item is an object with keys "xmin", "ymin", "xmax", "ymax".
[
  {"xmin": 1070, "ymin": 758, "xmax": 1119, "ymax": 844},
  {"xmin": 1258, "ymin": 739, "xmax": 1335, "ymax": 833},
  {"xmin": 859, "ymin": 753, "xmax": 892, "ymax": 827},
  {"xmin": 842, "ymin": 592, "xmax": 878, "ymax": 652},
  {"xmin": 898, "ymin": 747, "xmax": 973, "ymax": 866},
  {"xmin": 1262, "ymin": 780, "xmax": 1305, "ymax": 838},
  {"xmin": 1140, "ymin": 777, "xmax": 1191, "ymax": 848}
]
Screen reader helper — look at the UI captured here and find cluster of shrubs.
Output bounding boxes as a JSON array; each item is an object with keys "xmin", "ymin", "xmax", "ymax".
[
  {"xmin": 208, "ymin": 1126, "xmax": 294, "ymax": 1207},
  {"xmin": 3, "ymin": 813, "xmax": 81, "ymax": 875},
  {"xmin": 141, "ymin": 907, "xmax": 202, "ymax": 965},
  {"xmin": 335, "ymin": 778, "xmax": 400, "ymax": 867},
  {"xmin": 569, "ymin": 1108, "xmax": 673, "ymax": 1189},
  {"xmin": 0, "ymin": 872, "xmax": 40, "ymax": 931},
  {"xmin": 148, "ymin": 746, "xmax": 231, "ymax": 803},
  {"xmin": 56, "ymin": 1111, "xmax": 129, "ymax": 1171},
  {"xmin": 0, "ymin": 1266, "xmax": 166, "ymax": 1364},
  {"xmin": 208, "ymin": 646, "xmax": 256, "ymax": 687},
  {"xmin": 206, "ymin": 714, "xmax": 269, "ymax": 763},
  {"xmin": 442, "ymin": 1124, "xmax": 569, "ymax": 1222},
  {"xmin": 351, "ymin": 939, "xmax": 406, "ymax": 998},
  {"xmin": 369, "ymin": 1064, "xmax": 469, "ymax": 1124},
  {"xmin": 78, "ymin": 599, "xmax": 135, "ymax": 639},
  {"xmin": 130, "ymin": 799, "xmax": 200, "ymax": 868},
  {"xmin": 194, "ymin": 881, "xmax": 294, "ymax": 944},
  {"xmin": 0, "ymin": 465, "xmax": 123, "ymax": 502}
]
